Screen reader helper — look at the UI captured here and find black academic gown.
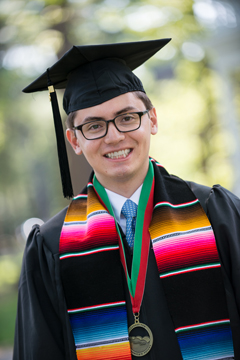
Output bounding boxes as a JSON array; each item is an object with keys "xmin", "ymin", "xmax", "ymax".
[{"xmin": 13, "ymin": 182, "xmax": 240, "ymax": 360}]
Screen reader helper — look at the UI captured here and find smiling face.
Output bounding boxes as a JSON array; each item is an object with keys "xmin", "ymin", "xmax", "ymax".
[{"xmin": 66, "ymin": 92, "xmax": 158, "ymax": 196}]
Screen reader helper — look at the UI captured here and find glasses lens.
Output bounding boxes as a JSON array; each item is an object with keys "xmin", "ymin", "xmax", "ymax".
[
  {"xmin": 82, "ymin": 120, "xmax": 106, "ymax": 139},
  {"xmin": 115, "ymin": 113, "xmax": 140, "ymax": 132}
]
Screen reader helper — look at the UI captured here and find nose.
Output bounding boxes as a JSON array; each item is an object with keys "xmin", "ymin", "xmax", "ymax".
[{"xmin": 104, "ymin": 122, "xmax": 125, "ymax": 144}]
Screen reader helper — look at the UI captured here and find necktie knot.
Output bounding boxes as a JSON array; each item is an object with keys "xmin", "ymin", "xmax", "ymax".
[
  {"xmin": 121, "ymin": 199, "xmax": 138, "ymax": 219},
  {"xmin": 121, "ymin": 199, "xmax": 138, "ymax": 248}
]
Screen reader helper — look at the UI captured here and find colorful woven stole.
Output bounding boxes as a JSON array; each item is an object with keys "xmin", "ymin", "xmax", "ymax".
[
  {"xmin": 59, "ymin": 159, "xmax": 234, "ymax": 360},
  {"xmin": 59, "ymin": 183, "xmax": 132, "ymax": 360},
  {"xmin": 149, "ymin": 160, "xmax": 234, "ymax": 359}
]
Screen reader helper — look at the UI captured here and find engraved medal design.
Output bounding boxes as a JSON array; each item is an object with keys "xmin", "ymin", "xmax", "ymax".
[{"xmin": 129, "ymin": 313, "xmax": 153, "ymax": 357}]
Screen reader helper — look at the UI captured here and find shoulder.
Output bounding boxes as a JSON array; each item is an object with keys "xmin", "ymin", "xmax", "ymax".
[
  {"xmin": 185, "ymin": 181, "xmax": 240, "ymax": 215},
  {"xmin": 207, "ymin": 184, "xmax": 240, "ymax": 212},
  {"xmin": 185, "ymin": 180, "xmax": 240, "ymax": 213},
  {"xmin": 38, "ymin": 206, "xmax": 68, "ymax": 254},
  {"xmin": 18, "ymin": 207, "xmax": 68, "ymax": 287},
  {"xmin": 184, "ymin": 180, "xmax": 212, "ymax": 213}
]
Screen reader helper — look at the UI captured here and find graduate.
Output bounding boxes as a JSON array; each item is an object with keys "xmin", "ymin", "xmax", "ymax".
[{"xmin": 13, "ymin": 39, "xmax": 240, "ymax": 360}]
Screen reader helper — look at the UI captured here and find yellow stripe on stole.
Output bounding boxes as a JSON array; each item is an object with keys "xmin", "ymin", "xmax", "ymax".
[
  {"xmin": 149, "ymin": 204, "xmax": 210, "ymax": 239},
  {"xmin": 76, "ymin": 341, "xmax": 131, "ymax": 360}
]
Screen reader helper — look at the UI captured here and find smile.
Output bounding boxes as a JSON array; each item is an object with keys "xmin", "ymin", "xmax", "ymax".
[{"xmin": 105, "ymin": 149, "xmax": 131, "ymax": 159}]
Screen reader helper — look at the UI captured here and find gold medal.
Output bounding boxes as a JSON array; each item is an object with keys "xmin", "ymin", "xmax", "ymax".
[{"xmin": 128, "ymin": 313, "xmax": 153, "ymax": 357}]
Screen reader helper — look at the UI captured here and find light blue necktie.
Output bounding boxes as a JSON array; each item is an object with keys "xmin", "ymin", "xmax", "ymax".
[{"xmin": 121, "ymin": 199, "xmax": 138, "ymax": 248}]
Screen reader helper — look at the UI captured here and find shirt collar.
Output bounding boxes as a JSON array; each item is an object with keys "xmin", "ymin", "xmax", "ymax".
[{"xmin": 105, "ymin": 185, "xmax": 142, "ymax": 225}]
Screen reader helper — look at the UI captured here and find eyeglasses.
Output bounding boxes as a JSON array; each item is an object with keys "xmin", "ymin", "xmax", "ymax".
[{"xmin": 72, "ymin": 110, "xmax": 149, "ymax": 140}]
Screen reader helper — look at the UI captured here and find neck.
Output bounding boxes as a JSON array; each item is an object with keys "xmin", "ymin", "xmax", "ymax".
[
  {"xmin": 95, "ymin": 171, "xmax": 148, "ymax": 198},
  {"xmin": 104, "ymin": 180, "xmax": 143, "ymax": 198}
]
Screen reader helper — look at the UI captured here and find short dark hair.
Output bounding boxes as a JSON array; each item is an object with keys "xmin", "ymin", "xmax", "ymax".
[
  {"xmin": 65, "ymin": 91, "xmax": 153, "ymax": 129},
  {"xmin": 133, "ymin": 91, "xmax": 153, "ymax": 111}
]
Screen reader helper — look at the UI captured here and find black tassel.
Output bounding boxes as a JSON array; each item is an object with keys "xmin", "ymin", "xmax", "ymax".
[{"xmin": 47, "ymin": 69, "xmax": 73, "ymax": 198}]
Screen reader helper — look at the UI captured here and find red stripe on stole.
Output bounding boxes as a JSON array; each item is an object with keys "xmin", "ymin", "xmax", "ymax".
[
  {"xmin": 153, "ymin": 230, "xmax": 219, "ymax": 273},
  {"xmin": 60, "ymin": 212, "xmax": 119, "ymax": 253}
]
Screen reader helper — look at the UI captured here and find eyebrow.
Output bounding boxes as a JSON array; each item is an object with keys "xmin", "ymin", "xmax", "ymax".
[
  {"xmin": 115, "ymin": 106, "xmax": 138, "ymax": 116},
  {"xmin": 81, "ymin": 106, "xmax": 138, "ymax": 124}
]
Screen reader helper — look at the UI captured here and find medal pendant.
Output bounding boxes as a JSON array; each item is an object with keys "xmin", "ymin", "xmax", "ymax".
[{"xmin": 128, "ymin": 313, "xmax": 153, "ymax": 357}]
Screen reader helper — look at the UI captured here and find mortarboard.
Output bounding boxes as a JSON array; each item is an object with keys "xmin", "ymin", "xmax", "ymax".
[{"xmin": 23, "ymin": 38, "xmax": 171, "ymax": 198}]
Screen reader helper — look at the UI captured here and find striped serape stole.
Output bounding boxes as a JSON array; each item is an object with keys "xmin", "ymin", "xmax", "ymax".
[
  {"xmin": 59, "ymin": 183, "xmax": 132, "ymax": 360},
  {"xmin": 59, "ymin": 158, "xmax": 234, "ymax": 360},
  {"xmin": 149, "ymin": 161, "xmax": 234, "ymax": 360}
]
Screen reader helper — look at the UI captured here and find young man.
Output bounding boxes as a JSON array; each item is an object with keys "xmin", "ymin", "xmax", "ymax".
[{"xmin": 13, "ymin": 39, "xmax": 240, "ymax": 360}]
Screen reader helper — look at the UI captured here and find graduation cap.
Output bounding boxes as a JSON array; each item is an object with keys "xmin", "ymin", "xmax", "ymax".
[{"xmin": 23, "ymin": 38, "xmax": 171, "ymax": 198}]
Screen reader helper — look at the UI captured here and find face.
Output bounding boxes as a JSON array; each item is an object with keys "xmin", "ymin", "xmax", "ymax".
[{"xmin": 66, "ymin": 92, "xmax": 158, "ymax": 191}]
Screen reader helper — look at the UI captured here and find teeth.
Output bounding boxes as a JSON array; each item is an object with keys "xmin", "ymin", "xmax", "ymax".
[{"xmin": 106, "ymin": 149, "xmax": 131, "ymax": 159}]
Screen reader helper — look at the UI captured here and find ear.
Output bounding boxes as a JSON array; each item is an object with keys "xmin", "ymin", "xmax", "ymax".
[
  {"xmin": 149, "ymin": 107, "xmax": 158, "ymax": 135},
  {"xmin": 66, "ymin": 128, "xmax": 83, "ymax": 155}
]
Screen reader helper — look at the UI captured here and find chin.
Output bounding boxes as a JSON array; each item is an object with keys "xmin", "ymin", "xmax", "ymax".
[{"xmin": 113, "ymin": 169, "xmax": 136, "ymax": 181}]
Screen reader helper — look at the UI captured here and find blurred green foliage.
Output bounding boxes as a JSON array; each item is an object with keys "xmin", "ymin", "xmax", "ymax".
[
  {"xmin": 0, "ymin": 0, "xmax": 239, "ymax": 346},
  {"xmin": 0, "ymin": 291, "xmax": 18, "ymax": 345},
  {"xmin": 0, "ymin": 253, "xmax": 22, "ymax": 346},
  {"xmin": 0, "ymin": 253, "xmax": 23, "ymax": 293}
]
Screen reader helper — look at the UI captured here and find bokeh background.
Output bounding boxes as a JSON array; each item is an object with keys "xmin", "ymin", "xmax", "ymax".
[{"xmin": 0, "ymin": 0, "xmax": 239, "ymax": 358}]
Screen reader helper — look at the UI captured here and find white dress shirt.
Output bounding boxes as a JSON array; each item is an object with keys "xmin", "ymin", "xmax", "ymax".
[{"xmin": 105, "ymin": 185, "xmax": 142, "ymax": 234}]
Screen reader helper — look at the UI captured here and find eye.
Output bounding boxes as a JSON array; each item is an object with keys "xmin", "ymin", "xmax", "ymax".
[
  {"xmin": 121, "ymin": 114, "xmax": 135, "ymax": 122},
  {"xmin": 85, "ymin": 121, "xmax": 105, "ymax": 132},
  {"xmin": 89, "ymin": 123, "xmax": 101, "ymax": 130}
]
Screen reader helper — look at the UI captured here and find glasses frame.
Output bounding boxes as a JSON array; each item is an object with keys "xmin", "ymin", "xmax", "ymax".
[{"xmin": 72, "ymin": 110, "xmax": 149, "ymax": 140}]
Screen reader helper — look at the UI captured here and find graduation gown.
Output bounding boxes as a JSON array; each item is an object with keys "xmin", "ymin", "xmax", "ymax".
[{"xmin": 13, "ymin": 182, "xmax": 240, "ymax": 360}]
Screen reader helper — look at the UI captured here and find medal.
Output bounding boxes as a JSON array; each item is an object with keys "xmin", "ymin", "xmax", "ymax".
[
  {"xmin": 129, "ymin": 313, "xmax": 153, "ymax": 357},
  {"xmin": 94, "ymin": 159, "xmax": 155, "ymax": 357}
]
